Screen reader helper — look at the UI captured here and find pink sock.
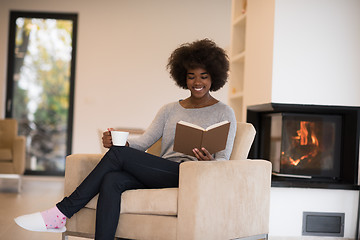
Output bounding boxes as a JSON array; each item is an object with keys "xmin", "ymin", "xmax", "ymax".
[{"xmin": 40, "ymin": 206, "xmax": 67, "ymax": 229}]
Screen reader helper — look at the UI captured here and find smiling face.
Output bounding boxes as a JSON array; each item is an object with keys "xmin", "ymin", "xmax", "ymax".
[{"xmin": 186, "ymin": 68, "xmax": 212, "ymax": 99}]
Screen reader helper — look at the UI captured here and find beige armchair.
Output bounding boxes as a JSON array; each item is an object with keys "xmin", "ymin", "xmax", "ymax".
[
  {"xmin": 0, "ymin": 119, "xmax": 26, "ymax": 175},
  {"xmin": 62, "ymin": 122, "xmax": 272, "ymax": 240}
]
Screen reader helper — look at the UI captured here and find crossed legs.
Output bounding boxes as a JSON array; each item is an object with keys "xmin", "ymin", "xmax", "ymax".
[{"xmin": 17, "ymin": 146, "xmax": 180, "ymax": 240}]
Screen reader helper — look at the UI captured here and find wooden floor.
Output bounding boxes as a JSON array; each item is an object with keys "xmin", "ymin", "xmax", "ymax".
[{"xmin": 0, "ymin": 175, "xmax": 89, "ymax": 240}]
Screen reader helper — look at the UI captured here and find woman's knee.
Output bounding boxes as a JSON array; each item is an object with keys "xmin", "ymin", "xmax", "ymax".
[
  {"xmin": 105, "ymin": 146, "xmax": 133, "ymax": 162},
  {"xmin": 101, "ymin": 146, "xmax": 132, "ymax": 168},
  {"xmin": 109, "ymin": 146, "xmax": 133, "ymax": 154}
]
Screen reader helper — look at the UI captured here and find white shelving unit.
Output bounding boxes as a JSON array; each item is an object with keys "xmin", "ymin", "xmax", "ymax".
[{"xmin": 229, "ymin": 0, "xmax": 247, "ymax": 122}]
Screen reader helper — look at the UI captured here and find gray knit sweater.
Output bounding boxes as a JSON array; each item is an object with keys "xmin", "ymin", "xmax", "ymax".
[{"xmin": 127, "ymin": 101, "xmax": 237, "ymax": 162}]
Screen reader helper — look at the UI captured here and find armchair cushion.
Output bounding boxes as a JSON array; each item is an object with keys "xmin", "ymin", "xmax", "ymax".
[{"xmin": 85, "ymin": 188, "xmax": 178, "ymax": 216}]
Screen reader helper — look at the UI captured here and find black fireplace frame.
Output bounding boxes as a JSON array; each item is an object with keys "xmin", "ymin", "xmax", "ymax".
[{"xmin": 247, "ymin": 103, "xmax": 360, "ymax": 189}]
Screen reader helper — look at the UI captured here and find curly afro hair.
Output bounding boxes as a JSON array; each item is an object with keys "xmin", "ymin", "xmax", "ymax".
[{"xmin": 167, "ymin": 39, "xmax": 229, "ymax": 92}]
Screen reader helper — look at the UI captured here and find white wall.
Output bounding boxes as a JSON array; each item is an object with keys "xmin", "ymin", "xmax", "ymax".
[
  {"xmin": 0, "ymin": 0, "xmax": 231, "ymax": 153},
  {"xmin": 272, "ymin": 0, "xmax": 360, "ymax": 106},
  {"xmin": 268, "ymin": 0, "xmax": 360, "ymax": 239},
  {"xmin": 270, "ymin": 188, "xmax": 359, "ymax": 239}
]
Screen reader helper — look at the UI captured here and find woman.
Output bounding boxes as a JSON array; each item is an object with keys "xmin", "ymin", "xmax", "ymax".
[{"xmin": 15, "ymin": 38, "xmax": 237, "ymax": 240}]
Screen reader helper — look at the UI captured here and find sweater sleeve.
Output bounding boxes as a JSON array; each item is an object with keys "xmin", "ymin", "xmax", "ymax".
[
  {"xmin": 213, "ymin": 105, "xmax": 237, "ymax": 161},
  {"xmin": 127, "ymin": 105, "xmax": 168, "ymax": 151}
]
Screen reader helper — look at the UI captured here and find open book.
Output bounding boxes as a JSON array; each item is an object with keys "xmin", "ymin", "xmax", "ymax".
[{"xmin": 173, "ymin": 120, "xmax": 230, "ymax": 156}]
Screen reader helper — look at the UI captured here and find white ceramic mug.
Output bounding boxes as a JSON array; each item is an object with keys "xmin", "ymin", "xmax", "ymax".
[{"xmin": 111, "ymin": 131, "xmax": 129, "ymax": 146}]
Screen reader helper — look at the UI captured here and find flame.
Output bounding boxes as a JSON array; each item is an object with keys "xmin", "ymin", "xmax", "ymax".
[
  {"xmin": 286, "ymin": 121, "xmax": 320, "ymax": 166},
  {"xmin": 289, "ymin": 157, "xmax": 301, "ymax": 166}
]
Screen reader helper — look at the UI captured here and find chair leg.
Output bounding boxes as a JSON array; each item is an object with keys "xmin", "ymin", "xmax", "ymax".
[
  {"xmin": 233, "ymin": 234, "xmax": 268, "ymax": 240},
  {"xmin": 17, "ymin": 176, "xmax": 22, "ymax": 193},
  {"xmin": 0, "ymin": 174, "xmax": 22, "ymax": 192},
  {"xmin": 62, "ymin": 232, "xmax": 68, "ymax": 240},
  {"xmin": 62, "ymin": 231, "xmax": 133, "ymax": 240},
  {"xmin": 63, "ymin": 231, "xmax": 95, "ymax": 240}
]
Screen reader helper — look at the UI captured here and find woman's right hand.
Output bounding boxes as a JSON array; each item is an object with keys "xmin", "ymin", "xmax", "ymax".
[{"xmin": 102, "ymin": 128, "xmax": 114, "ymax": 148}]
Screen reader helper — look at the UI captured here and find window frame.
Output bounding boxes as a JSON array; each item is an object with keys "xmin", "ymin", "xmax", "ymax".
[{"xmin": 5, "ymin": 11, "xmax": 78, "ymax": 175}]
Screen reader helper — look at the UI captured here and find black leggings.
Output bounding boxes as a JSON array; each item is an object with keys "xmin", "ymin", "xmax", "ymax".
[{"xmin": 56, "ymin": 146, "xmax": 180, "ymax": 240}]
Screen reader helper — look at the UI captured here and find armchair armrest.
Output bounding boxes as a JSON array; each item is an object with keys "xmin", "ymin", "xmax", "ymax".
[
  {"xmin": 64, "ymin": 154, "xmax": 103, "ymax": 196},
  {"xmin": 177, "ymin": 159, "xmax": 272, "ymax": 240},
  {"xmin": 13, "ymin": 136, "xmax": 26, "ymax": 174}
]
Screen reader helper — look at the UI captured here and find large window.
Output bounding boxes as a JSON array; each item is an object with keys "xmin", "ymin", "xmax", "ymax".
[{"xmin": 5, "ymin": 11, "xmax": 77, "ymax": 175}]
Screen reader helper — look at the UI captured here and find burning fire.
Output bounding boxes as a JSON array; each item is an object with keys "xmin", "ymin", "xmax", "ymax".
[{"xmin": 282, "ymin": 121, "xmax": 320, "ymax": 166}]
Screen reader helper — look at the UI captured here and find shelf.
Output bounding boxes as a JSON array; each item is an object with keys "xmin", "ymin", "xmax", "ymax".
[
  {"xmin": 233, "ymin": 14, "xmax": 246, "ymax": 27},
  {"xmin": 229, "ymin": 0, "xmax": 247, "ymax": 122},
  {"xmin": 229, "ymin": 59, "xmax": 244, "ymax": 93},
  {"xmin": 231, "ymin": 51, "xmax": 245, "ymax": 63},
  {"xmin": 231, "ymin": 17, "xmax": 246, "ymax": 56},
  {"xmin": 229, "ymin": 97, "xmax": 243, "ymax": 121},
  {"xmin": 232, "ymin": 0, "xmax": 247, "ymax": 21},
  {"xmin": 229, "ymin": 92, "xmax": 243, "ymax": 100}
]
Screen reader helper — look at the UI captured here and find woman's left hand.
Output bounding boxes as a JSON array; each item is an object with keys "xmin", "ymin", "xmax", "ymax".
[{"xmin": 193, "ymin": 147, "xmax": 214, "ymax": 161}]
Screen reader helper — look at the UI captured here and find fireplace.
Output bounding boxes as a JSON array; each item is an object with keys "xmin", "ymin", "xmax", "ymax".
[
  {"xmin": 264, "ymin": 112, "xmax": 342, "ymax": 179},
  {"xmin": 247, "ymin": 103, "xmax": 360, "ymax": 189}
]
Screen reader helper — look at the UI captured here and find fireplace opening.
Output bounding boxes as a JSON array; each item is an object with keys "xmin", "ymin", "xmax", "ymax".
[
  {"xmin": 263, "ymin": 113, "xmax": 342, "ymax": 179},
  {"xmin": 247, "ymin": 103, "xmax": 360, "ymax": 189}
]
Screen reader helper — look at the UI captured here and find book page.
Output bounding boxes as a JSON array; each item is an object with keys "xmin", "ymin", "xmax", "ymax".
[
  {"xmin": 205, "ymin": 120, "xmax": 230, "ymax": 131},
  {"xmin": 178, "ymin": 120, "xmax": 205, "ymax": 131}
]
